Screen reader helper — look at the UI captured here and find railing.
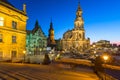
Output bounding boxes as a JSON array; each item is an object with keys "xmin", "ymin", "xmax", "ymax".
[
  {"xmin": 55, "ymin": 58, "xmax": 93, "ymax": 66},
  {"xmin": 97, "ymin": 72, "xmax": 118, "ymax": 80}
]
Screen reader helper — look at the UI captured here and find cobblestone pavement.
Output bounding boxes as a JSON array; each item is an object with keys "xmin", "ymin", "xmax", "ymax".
[{"xmin": 0, "ymin": 63, "xmax": 99, "ymax": 80}]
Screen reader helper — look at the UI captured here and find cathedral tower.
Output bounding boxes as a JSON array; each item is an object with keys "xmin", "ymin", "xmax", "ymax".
[
  {"xmin": 74, "ymin": 3, "xmax": 84, "ymax": 30},
  {"xmin": 74, "ymin": 3, "xmax": 85, "ymax": 40},
  {"xmin": 47, "ymin": 21, "xmax": 56, "ymax": 49},
  {"xmin": 62, "ymin": 2, "xmax": 90, "ymax": 53}
]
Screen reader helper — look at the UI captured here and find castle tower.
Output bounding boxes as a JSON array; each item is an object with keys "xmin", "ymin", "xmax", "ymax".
[{"xmin": 47, "ymin": 20, "xmax": 56, "ymax": 49}]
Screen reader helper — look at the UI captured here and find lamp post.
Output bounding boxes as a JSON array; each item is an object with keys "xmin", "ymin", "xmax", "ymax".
[
  {"xmin": 23, "ymin": 50, "xmax": 26, "ymax": 63},
  {"xmin": 102, "ymin": 54, "xmax": 109, "ymax": 80},
  {"xmin": 103, "ymin": 55, "xmax": 109, "ymax": 62},
  {"xmin": 94, "ymin": 51, "xmax": 96, "ymax": 58},
  {"xmin": 93, "ymin": 44, "xmax": 96, "ymax": 58}
]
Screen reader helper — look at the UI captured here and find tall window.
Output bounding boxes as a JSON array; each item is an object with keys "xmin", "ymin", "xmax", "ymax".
[
  {"xmin": 12, "ymin": 36, "xmax": 16, "ymax": 43},
  {"xmin": 0, "ymin": 51, "xmax": 3, "ymax": 59},
  {"xmin": 0, "ymin": 17, "xmax": 4, "ymax": 26},
  {"xmin": 12, "ymin": 21, "xmax": 17, "ymax": 29},
  {"xmin": 0, "ymin": 34, "xmax": 3, "ymax": 42},
  {"xmin": 11, "ymin": 51, "xmax": 17, "ymax": 58}
]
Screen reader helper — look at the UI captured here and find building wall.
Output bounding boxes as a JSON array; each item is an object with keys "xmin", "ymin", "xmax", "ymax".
[
  {"xmin": 62, "ymin": 39, "xmax": 90, "ymax": 53},
  {"xmin": 0, "ymin": 2, "xmax": 28, "ymax": 60},
  {"xmin": 26, "ymin": 24, "xmax": 47, "ymax": 55}
]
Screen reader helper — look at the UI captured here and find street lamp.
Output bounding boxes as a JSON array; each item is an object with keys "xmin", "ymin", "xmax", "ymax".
[
  {"xmin": 23, "ymin": 50, "xmax": 26, "ymax": 63},
  {"xmin": 102, "ymin": 54, "xmax": 109, "ymax": 64},
  {"xmin": 102, "ymin": 54, "xmax": 109, "ymax": 80},
  {"xmin": 94, "ymin": 51, "xmax": 96, "ymax": 58},
  {"xmin": 103, "ymin": 55, "xmax": 109, "ymax": 62}
]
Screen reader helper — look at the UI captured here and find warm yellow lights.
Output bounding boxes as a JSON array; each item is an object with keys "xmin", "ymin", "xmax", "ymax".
[
  {"xmin": 23, "ymin": 51, "xmax": 26, "ymax": 54},
  {"xmin": 0, "ymin": 17, "xmax": 4, "ymax": 20},
  {"xmin": 103, "ymin": 55, "xmax": 109, "ymax": 61},
  {"xmin": 0, "ymin": 17, "xmax": 4, "ymax": 26},
  {"xmin": 0, "ymin": 1, "xmax": 28, "ymax": 60},
  {"xmin": 55, "ymin": 54, "xmax": 61, "ymax": 60},
  {"xmin": 93, "ymin": 44, "xmax": 96, "ymax": 48},
  {"xmin": 102, "ymin": 54, "xmax": 109, "ymax": 63}
]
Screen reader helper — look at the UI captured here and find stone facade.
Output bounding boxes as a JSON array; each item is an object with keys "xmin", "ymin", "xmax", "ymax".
[
  {"xmin": 94, "ymin": 40, "xmax": 111, "ymax": 48},
  {"xmin": 55, "ymin": 39, "xmax": 62, "ymax": 51},
  {"xmin": 0, "ymin": 0, "xmax": 28, "ymax": 60},
  {"xmin": 61, "ymin": 4, "xmax": 90, "ymax": 53},
  {"xmin": 26, "ymin": 21, "xmax": 47, "ymax": 55}
]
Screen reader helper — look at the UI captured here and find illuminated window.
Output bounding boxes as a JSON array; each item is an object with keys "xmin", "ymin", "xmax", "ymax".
[
  {"xmin": 0, "ymin": 34, "xmax": 3, "ymax": 42},
  {"xmin": 0, "ymin": 51, "xmax": 3, "ymax": 58},
  {"xmin": 11, "ymin": 51, "xmax": 17, "ymax": 58},
  {"xmin": 0, "ymin": 17, "xmax": 4, "ymax": 26},
  {"xmin": 12, "ymin": 36, "xmax": 16, "ymax": 43},
  {"xmin": 12, "ymin": 21, "xmax": 17, "ymax": 29}
]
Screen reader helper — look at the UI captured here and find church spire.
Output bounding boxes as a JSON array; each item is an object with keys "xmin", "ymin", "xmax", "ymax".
[
  {"xmin": 50, "ymin": 18, "xmax": 53, "ymax": 30},
  {"xmin": 74, "ymin": 2, "xmax": 84, "ymax": 30},
  {"xmin": 77, "ymin": 1, "xmax": 82, "ymax": 12},
  {"xmin": 76, "ymin": 2, "xmax": 82, "ymax": 17},
  {"xmin": 32, "ymin": 20, "xmax": 43, "ymax": 34},
  {"xmin": 35, "ymin": 20, "xmax": 39, "ymax": 28},
  {"xmin": 47, "ymin": 19, "xmax": 56, "ymax": 49}
]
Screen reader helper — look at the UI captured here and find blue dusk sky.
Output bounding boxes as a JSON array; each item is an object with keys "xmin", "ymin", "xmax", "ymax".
[{"xmin": 8, "ymin": 0, "xmax": 120, "ymax": 44}]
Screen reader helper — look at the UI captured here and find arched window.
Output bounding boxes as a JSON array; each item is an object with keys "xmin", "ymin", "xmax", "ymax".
[
  {"xmin": 79, "ymin": 34, "xmax": 81, "ymax": 38},
  {"xmin": 0, "ymin": 17, "xmax": 4, "ymax": 26},
  {"xmin": 83, "ymin": 32, "xmax": 85, "ymax": 39}
]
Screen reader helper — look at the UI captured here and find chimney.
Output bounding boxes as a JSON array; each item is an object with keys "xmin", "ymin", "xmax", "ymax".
[{"xmin": 23, "ymin": 4, "xmax": 26, "ymax": 14}]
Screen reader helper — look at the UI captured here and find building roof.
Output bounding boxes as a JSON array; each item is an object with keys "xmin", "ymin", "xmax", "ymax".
[
  {"xmin": 50, "ymin": 21, "xmax": 54, "ymax": 30},
  {"xmin": 26, "ymin": 21, "xmax": 47, "ymax": 38},
  {"xmin": 0, "ymin": 0, "xmax": 14, "ymax": 7},
  {"xmin": 32, "ymin": 20, "xmax": 43, "ymax": 34},
  {"xmin": 26, "ymin": 30, "xmax": 32, "ymax": 35},
  {"xmin": 0, "ymin": 0, "xmax": 27, "ymax": 16}
]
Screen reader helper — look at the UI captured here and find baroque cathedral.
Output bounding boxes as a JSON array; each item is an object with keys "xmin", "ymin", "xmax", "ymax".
[{"xmin": 61, "ymin": 3, "xmax": 90, "ymax": 53}]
